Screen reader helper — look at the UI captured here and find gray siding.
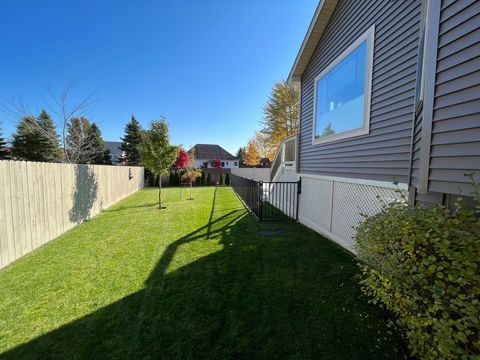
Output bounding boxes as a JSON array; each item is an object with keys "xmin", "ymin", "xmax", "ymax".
[
  {"xmin": 299, "ymin": 0, "xmax": 422, "ymax": 183},
  {"xmin": 428, "ymin": 0, "xmax": 480, "ymax": 196},
  {"xmin": 411, "ymin": 104, "xmax": 423, "ymax": 188}
]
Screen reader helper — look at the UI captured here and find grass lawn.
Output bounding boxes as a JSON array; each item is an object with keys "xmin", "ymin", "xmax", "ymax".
[{"xmin": 0, "ymin": 186, "xmax": 407, "ymax": 359}]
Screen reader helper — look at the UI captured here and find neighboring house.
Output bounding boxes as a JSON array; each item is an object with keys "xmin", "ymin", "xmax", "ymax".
[
  {"xmin": 105, "ymin": 141, "xmax": 126, "ymax": 165},
  {"xmin": 189, "ymin": 144, "xmax": 239, "ymax": 169},
  {"xmin": 274, "ymin": 0, "xmax": 480, "ymax": 251}
]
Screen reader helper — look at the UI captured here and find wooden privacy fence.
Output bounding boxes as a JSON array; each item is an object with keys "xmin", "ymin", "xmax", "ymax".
[{"xmin": 0, "ymin": 161, "xmax": 144, "ymax": 269}]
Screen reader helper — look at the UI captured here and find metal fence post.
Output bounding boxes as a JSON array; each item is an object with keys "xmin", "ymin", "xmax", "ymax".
[{"xmin": 258, "ymin": 181, "xmax": 263, "ymax": 221}]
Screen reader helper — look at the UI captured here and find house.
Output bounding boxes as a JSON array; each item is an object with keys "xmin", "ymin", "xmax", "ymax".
[
  {"xmin": 105, "ymin": 141, "xmax": 126, "ymax": 165},
  {"xmin": 189, "ymin": 144, "xmax": 239, "ymax": 169},
  {"xmin": 273, "ymin": 0, "xmax": 480, "ymax": 252}
]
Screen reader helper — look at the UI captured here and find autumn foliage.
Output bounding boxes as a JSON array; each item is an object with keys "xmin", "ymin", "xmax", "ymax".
[
  {"xmin": 175, "ymin": 149, "xmax": 190, "ymax": 168},
  {"xmin": 213, "ymin": 159, "xmax": 221, "ymax": 169}
]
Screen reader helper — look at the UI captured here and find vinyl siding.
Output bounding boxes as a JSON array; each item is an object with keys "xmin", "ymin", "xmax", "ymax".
[
  {"xmin": 299, "ymin": 0, "xmax": 422, "ymax": 183},
  {"xmin": 411, "ymin": 104, "xmax": 423, "ymax": 188},
  {"xmin": 429, "ymin": 0, "xmax": 480, "ymax": 195}
]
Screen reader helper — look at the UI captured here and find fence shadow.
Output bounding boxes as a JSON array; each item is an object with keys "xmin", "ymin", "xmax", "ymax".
[
  {"xmin": 68, "ymin": 165, "xmax": 99, "ymax": 224},
  {"xmin": 1, "ymin": 188, "xmax": 407, "ymax": 359}
]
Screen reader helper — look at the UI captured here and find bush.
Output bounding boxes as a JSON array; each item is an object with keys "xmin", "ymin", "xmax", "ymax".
[
  {"xmin": 201, "ymin": 172, "xmax": 206, "ymax": 186},
  {"xmin": 356, "ymin": 193, "xmax": 480, "ymax": 359},
  {"xmin": 174, "ymin": 172, "xmax": 181, "ymax": 186},
  {"xmin": 169, "ymin": 171, "xmax": 175, "ymax": 186},
  {"xmin": 206, "ymin": 173, "xmax": 211, "ymax": 186},
  {"xmin": 225, "ymin": 173, "xmax": 231, "ymax": 186},
  {"xmin": 219, "ymin": 173, "xmax": 224, "ymax": 186},
  {"xmin": 195, "ymin": 175, "xmax": 201, "ymax": 186}
]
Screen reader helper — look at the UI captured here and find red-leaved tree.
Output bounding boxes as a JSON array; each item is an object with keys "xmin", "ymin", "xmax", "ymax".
[
  {"xmin": 175, "ymin": 148, "xmax": 189, "ymax": 169},
  {"xmin": 213, "ymin": 159, "xmax": 221, "ymax": 169}
]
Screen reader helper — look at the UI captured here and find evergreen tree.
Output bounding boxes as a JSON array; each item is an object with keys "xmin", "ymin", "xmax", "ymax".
[
  {"xmin": 88, "ymin": 123, "xmax": 108, "ymax": 164},
  {"xmin": 206, "ymin": 172, "xmax": 212, "ymax": 186},
  {"xmin": 103, "ymin": 149, "xmax": 112, "ymax": 165},
  {"xmin": 12, "ymin": 111, "xmax": 60, "ymax": 162},
  {"xmin": 37, "ymin": 110, "xmax": 60, "ymax": 161},
  {"xmin": 66, "ymin": 117, "xmax": 90, "ymax": 163},
  {"xmin": 219, "ymin": 173, "xmax": 224, "ymax": 186},
  {"xmin": 236, "ymin": 147, "xmax": 246, "ymax": 165},
  {"xmin": 225, "ymin": 173, "xmax": 231, "ymax": 186},
  {"xmin": 175, "ymin": 172, "xmax": 181, "ymax": 186},
  {"xmin": 66, "ymin": 117, "xmax": 106, "ymax": 164},
  {"xmin": 320, "ymin": 122, "xmax": 336, "ymax": 138},
  {"xmin": 0, "ymin": 125, "xmax": 8, "ymax": 159},
  {"xmin": 121, "ymin": 116, "xmax": 143, "ymax": 166}
]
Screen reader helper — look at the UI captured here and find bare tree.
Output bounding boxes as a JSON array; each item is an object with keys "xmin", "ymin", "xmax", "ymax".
[{"xmin": 0, "ymin": 81, "xmax": 95, "ymax": 163}]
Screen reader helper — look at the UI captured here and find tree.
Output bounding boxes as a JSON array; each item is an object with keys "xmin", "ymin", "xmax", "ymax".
[
  {"xmin": 88, "ymin": 123, "xmax": 109, "ymax": 165},
  {"xmin": 12, "ymin": 111, "xmax": 60, "ymax": 162},
  {"xmin": 102, "ymin": 149, "xmax": 112, "ymax": 165},
  {"xmin": 254, "ymin": 131, "xmax": 275, "ymax": 160},
  {"xmin": 37, "ymin": 110, "xmax": 61, "ymax": 161},
  {"xmin": 120, "ymin": 116, "xmax": 143, "ymax": 166},
  {"xmin": 213, "ymin": 159, "xmax": 221, "ymax": 169},
  {"xmin": 236, "ymin": 147, "xmax": 245, "ymax": 165},
  {"xmin": 65, "ymin": 117, "xmax": 99, "ymax": 164},
  {"xmin": 320, "ymin": 122, "xmax": 336, "ymax": 138},
  {"xmin": 261, "ymin": 80, "xmax": 300, "ymax": 156},
  {"xmin": 225, "ymin": 173, "xmax": 231, "ymax": 186},
  {"xmin": 0, "ymin": 81, "xmax": 95, "ymax": 163},
  {"xmin": 244, "ymin": 138, "xmax": 260, "ymax": 166},
  {"xmin": 175, "ymin": 149, "xmax": 189, "ymax": 169},
  {"xmin": 138, "ymin": 118, "xmax": 178, "ymax": 209},
  {"xmin": 0, "ymin": 125, "xmax": 9, "ymax": 159}
]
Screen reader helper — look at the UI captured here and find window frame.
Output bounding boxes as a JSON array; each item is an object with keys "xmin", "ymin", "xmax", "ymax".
[{"xmin": 312, "ymin": 25, "xmax": 375, "ymax": 146}]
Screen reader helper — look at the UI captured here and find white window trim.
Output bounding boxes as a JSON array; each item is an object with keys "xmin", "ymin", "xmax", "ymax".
[{"xmin": 312, "ymin": 25, "xmax": 375, "ymax": 146}]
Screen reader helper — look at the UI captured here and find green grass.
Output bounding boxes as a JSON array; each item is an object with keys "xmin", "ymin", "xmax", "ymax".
[{"xmin": 0, "ymin": 187, "xmax": 408, "ymax": 359}]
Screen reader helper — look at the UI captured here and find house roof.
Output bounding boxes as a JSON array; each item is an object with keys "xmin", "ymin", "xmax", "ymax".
[
  {"xmin": 288, "ymin": 0, "xmax": 338, "ymax": 83},
  {"xmin": 189, "ymin": 144, "xmax": 237, "ymax": 160},
  {"xmin": 105, "ymin": 141, "xmax": 124, "ymax": 161}
]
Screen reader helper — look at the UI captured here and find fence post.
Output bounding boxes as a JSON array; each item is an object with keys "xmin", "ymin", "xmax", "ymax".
[
  {"xmin": 296, "ymin": 177, "xmax": 302, "ymax": 220},
  {"xmin": 258, "ymin": 181, "xmax": 263, "ymax": 221}
]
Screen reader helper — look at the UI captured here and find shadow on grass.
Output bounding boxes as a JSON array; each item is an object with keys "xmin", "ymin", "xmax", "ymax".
[{"xmin": 2, "ymin": 189, "xmax": 408, "ymax": 359}]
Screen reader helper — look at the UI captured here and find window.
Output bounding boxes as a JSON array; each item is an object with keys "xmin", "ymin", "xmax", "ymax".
[
  {"xmin": 313, "ymin": 26, "xmax": 375, "ymax": 144},
  {"xmin": 234, "ymin": 161, "xmax": 238, "ymax": 166},
  {"xmin": 221, "ymin": 162, "xmax": 225, "ymax": 167}
]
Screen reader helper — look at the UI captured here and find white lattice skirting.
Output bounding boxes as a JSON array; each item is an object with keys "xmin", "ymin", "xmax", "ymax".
[{"xmin": 297, "ymin": 175, "xmax": 407, "ymax": 253}]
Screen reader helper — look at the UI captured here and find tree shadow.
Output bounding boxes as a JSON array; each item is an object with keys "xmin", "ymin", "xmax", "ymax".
[
  {"xmin": 2, "ymin": 189, "xmax": 408, "ymax": 360},
  {"xmin": 68, "ymin": 165, "xmax": 99, "ymax": 224}
]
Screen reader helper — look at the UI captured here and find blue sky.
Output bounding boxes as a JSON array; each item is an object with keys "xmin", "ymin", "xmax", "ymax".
[{"xmin": 0, "ymin": 0, "xmax": 317, "ymax": 154}]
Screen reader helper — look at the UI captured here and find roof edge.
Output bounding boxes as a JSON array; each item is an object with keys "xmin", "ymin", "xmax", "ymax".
[{"xmin": 288, "ymin": 0, "xmax": 338, "ymax": 83}]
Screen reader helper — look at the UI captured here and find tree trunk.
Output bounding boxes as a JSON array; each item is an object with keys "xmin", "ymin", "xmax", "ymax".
[{"xmin": 158, "ymin": 174, "xmax": 162, "ymax": 209}]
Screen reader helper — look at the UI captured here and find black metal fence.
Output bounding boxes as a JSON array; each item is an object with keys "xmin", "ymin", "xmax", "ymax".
[
  {"xmin": 231, "ymin": 174, "xmax": 301, "ymax": 221},
  {"xmin": 231, "ymin": 175, "xmax": 262, "ymax": 219}
]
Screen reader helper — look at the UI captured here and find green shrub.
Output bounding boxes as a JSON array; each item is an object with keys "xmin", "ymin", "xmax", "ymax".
[
  {"xmin": 206, "ymin": 173, "xmax": 211, "ymax": 186},
  {"xmin": 201, "ymin": 172, "xmax": 206, "ymax": 186},
  {"xmin": 169, "ymin": 171, "xmax": 175, "ymax": 186},
  {"xmin": 195, "ymin": 175, "xmax": 201, "ymax": 186},
  {"xmin": 219, "ymin": 173, "xmax": 224, "ymax": 186},
  {"xmin": 174, "ymin": 172, "xmax": 181, "ymax": 186},
  {"xmin": 225, "ymin": 173, "xmax": 231, "ymax": 186},
  {"xmin": 356, "ymin": 193, "xmax": 480, "ymax": 359}
]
